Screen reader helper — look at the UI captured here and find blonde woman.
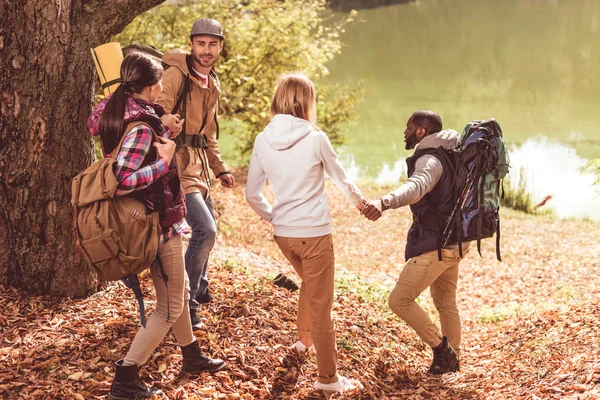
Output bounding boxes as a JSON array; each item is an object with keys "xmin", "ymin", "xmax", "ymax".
[{"xmin": 245, "ymin": 73, "xmax": 364, "ymax": 393}]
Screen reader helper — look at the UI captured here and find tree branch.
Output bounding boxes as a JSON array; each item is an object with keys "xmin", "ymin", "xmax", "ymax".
[{"xmin": 79, "ymin": 0, "xmax": 166, "ymax": 44}]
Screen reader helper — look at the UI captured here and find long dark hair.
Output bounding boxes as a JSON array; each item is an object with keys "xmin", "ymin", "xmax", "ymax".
[{"xmin": 98, "ymin": 52, "xmax": 163, "ymax": 155}]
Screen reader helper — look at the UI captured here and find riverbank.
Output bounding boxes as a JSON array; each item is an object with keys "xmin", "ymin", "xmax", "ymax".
[{"xmin": 0, "ymin": 168, "xmax": 598, "ymax": 399}]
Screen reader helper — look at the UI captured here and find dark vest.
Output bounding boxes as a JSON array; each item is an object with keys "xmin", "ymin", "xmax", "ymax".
[
  {"xmin": 404, "ymin": 147, "xmax": 455, "ymax": 260},
  {"xmin": 125, "ymin": 121, "xmax": 187, "ymax": 233}
]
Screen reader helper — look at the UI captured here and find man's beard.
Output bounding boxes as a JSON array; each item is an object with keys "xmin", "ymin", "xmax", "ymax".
[{"xmin": 405, "ymin": 132, "xmax": 419, "ymax": 150}]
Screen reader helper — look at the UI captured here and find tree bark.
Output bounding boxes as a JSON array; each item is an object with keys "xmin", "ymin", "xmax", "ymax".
[{"xmin": 0, "ymin": 0, "xmax": 164, "ymax": 297}]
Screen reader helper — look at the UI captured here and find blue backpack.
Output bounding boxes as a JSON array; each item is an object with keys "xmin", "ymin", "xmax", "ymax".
[{"xmin": 442, "ymin": 119, "xmax": 510, "ymax": 260}]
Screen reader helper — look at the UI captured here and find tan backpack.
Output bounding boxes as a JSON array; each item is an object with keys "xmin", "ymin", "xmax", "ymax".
[{"xmin": 71, "ymin": 122, "xmax": 161, "ymax": 282}]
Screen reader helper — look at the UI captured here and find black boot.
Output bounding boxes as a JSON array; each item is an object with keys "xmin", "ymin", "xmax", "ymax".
[
  {"xmin": 428, "ymin": 336, "xmax": 460, "ymax": 375},
  {"xmin": 195, "ymin": 289, "xmax": 213, "ymax": 304},
  {"xmin": 180, "ymin": 340, "xmax": 226, "ymax": 373},
  {"xmin": 108, "ymin": 360, "xmax": 164, "ymax": 400},
  {"xmin": 190, "ymin": 308, "xmax": 204, "ymax": 331}
]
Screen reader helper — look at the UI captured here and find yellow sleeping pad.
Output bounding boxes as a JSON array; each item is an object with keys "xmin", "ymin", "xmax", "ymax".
[{"xmin": 91, "ymin": 42, "xmax": 124, "ymax": 96}]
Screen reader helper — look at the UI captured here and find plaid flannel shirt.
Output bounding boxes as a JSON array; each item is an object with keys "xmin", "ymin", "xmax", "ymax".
[{"xmin": 114, "ymin": 124, "xmax": 189, "ymax": 246}]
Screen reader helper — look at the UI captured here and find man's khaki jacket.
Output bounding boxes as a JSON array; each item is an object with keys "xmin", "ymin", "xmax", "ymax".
[{"xmin": 157, "ymin": 49, "xmax": 228, "ymax": 197}]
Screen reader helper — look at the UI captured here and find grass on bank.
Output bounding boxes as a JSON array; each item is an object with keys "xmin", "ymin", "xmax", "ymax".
[{"xmin": 501, "ymin": 168, "xmax": 535, "ymax": 214}]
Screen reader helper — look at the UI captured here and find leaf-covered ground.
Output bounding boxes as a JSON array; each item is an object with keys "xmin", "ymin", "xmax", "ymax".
[{"xmin": 1, "ymin": 169, "xmax": 599, "ymax": 399}]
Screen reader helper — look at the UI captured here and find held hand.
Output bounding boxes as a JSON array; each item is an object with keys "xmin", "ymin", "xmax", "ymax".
[
  {"xmin": 219, "ymin": 173, "xmax": 235, "ymax": 188},
  {"xmin": 161, "ymin": 114, "xmax": 184, "ymax": 138},
  {"xmin": 363, "ymin": 200, "xmax": 383, "ymax": 221},
  {"xmin": 356, "ymin": 198, "xmax": 367, "ymax": 213},
  {"xmin": 153, "ymin": 136, "xmax": 176, "ymax": 165}
]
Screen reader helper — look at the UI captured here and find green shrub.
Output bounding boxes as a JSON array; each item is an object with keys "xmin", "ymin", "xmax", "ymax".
[
  {"xmin": 585, "ymin": 158, "xmax": 600, "ymax": 194},
  {"xmin": 501, "ymin": 168, "xmax": 534, "ymax": 213}
]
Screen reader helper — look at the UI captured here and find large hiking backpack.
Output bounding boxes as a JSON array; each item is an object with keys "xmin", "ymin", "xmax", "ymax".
[
  {"xmin": 442, "ymin": 119, "xmax": 510, "ymax": 261},
  {"xmin": 72, "ymin": 122, "xmax": 161, "ymax": 324}
]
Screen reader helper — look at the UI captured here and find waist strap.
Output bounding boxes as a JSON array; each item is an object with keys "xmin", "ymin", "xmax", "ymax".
[{"xmin": 174, "ymin": 134, "xmax": 209, "ymax": 149}]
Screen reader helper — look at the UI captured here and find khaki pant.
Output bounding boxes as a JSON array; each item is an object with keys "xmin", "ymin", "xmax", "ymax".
[
  {"xmin": 388, "ymin": 248, "xmax": 465, "ymax": 353},
  {"xmin": 124, "ymin": 234, "xmax": 195, "ymax": 366},
  {"xmin": 275, "ymin": 234, "xmax": 338, "ymax": 384}
]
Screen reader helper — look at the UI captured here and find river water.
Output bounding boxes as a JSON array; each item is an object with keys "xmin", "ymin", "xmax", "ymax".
[{"xmin": 325, "ymin": 0, "xmax": 600, "ymax": 220}]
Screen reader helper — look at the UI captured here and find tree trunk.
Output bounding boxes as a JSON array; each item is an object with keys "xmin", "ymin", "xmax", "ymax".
[{"xmin": 0, "ymin": 0, "xmax": 164, "ymax": 297}]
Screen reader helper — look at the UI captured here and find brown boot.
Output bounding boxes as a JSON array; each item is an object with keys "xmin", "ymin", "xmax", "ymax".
[{"xmin": 428, "ymin": 336, "xmax": 460, "ymax": 375}]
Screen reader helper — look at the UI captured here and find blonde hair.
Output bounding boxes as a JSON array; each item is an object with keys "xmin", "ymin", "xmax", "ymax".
[{"xmin": 269, "ymin": 73, "xmax": 317, "ymax": 124}]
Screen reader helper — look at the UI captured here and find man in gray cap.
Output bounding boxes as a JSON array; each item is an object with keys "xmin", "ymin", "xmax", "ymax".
[{"xmin": 157, "ymin": 18, "xmax": 235, "ymax": 334}]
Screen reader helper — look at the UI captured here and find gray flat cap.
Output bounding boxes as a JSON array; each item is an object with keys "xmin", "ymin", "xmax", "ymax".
[{"xmin": 190, "ymin": 18, "xmax": 224, "ymax": 39}]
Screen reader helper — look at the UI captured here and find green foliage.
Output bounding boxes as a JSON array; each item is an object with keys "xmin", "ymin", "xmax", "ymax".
[
  {"xmin": 222, "ymin": 258, "xmax": 246, "ymax": 274},
  {"xmin": 93, "ymin": 136, "xmax": 103, "ymax": 160},
  {"xmin": 478, "ymin": 302, "xmax": 531, "ymax": 323},
  {"xmin": 115, "ymin": 0, "xmax": 362, "ymax": 159},
  {"xmin": 337, "ymin": 338, "xmax": 354, "ymax": 351},
  {"xmin": 585, "ymin": 158, "xmax": 600, "ymax": 190},
  {"xmin": 501, "ymin": 168, "xmax": 534, "ymax": 214},
  {"xmin": 334, "ymin": 269, "xmax": 390, "ymax": 307}
]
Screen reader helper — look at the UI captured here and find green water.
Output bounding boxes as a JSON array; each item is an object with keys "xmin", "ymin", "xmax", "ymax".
[
  {"xmin": 217, "ymin": 0, "xmax": 599, "ymax": 219},
  {"xmin": 323, "ymin": 0, "xmax": 600, "ymax": 176}
]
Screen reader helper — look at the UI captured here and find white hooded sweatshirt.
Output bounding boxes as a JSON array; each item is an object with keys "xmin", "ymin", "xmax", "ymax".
[{"xmin": 245, "ymin": 114, "xmax": 363, "ymax": 238}]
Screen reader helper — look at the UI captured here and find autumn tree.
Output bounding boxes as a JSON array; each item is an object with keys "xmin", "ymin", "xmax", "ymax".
[{"xmin": 0, "ymin": 0, "xmax": 166, "ymax": 297}]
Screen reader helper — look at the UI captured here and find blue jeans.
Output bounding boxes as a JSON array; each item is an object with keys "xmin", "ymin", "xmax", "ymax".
[{"xmin": 185, "ymin": 193, "xmax": 216, "ymax": 310}]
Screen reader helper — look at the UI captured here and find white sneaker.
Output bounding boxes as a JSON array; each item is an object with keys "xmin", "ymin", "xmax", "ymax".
[
  {"xmin": 313, "ymin": 375, "xmax": 356, "ymax": 392},
  {"xmin": 291, "ymin": 340, "xmax": 316, "ymax": 354}
]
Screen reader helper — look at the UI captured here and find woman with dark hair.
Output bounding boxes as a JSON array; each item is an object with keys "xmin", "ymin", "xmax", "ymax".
[{"xmin": 88, "ymin": 52, "xmax": 225, "ymax": 400}]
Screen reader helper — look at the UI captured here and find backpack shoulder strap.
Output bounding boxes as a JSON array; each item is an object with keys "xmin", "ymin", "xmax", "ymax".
[
  {"xmin": 172, "ymin": 70, "xmax": 190, "ymax": 115},
  {"xmin": 172, "ymin": 71, "xmax": 190, "ymax": 148}
]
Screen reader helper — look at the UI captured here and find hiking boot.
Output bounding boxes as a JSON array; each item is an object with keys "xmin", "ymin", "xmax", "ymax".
[
  {"xmin": 190, "ymin": 308, "xmax": 204, "ymax": 331},
  {"xmin": 108, "ymin": 360, "xmax": 164, "ymax": 400},
  {"xmin": 195, "ymin": 289, "xmax": 213, "ymax": 304},
  {"xmin": 428, "ymin": 336, "xmax": 460, "ymax": 375},
  {"xmin": 180, "ymin": 340, "xmax": 226, "ymax": 373}
]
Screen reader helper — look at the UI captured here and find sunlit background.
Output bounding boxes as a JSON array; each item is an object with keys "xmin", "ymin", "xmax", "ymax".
[{"xmin": 222, "ymin": 0, "xmax": 600, "ymax": 220}]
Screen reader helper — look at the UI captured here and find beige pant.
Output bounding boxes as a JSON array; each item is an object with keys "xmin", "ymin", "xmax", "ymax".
[
  {"xmin": 124, "ymin": 234, "xmax": 195, "ymax": 366},
  {"xmin": 275, "ymin": 234, "xmax": 338, "ymax": 384},
  {"xmin": 388, "ymin": 248, "xmax": 465, "ymax": 352}
]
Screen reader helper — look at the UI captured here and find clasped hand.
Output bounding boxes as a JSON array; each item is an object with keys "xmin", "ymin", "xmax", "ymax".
[{"xmin": 360, "ymin": 200, "xmax": 383, "ymax": 221}]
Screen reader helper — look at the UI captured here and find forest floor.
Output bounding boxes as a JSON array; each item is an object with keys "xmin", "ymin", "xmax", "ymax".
[{"xmin": 1, "ymin": 168, "xmax": 599, "ymax": 399}]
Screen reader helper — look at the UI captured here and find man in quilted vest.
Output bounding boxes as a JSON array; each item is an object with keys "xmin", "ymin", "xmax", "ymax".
[
  {"xmin": 157, "ymin": 18, "xmax": 234, "ymax": 331},
  {"xmin": 362, "ymin": 110, "xmax": 468, "ymax": 375}
]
